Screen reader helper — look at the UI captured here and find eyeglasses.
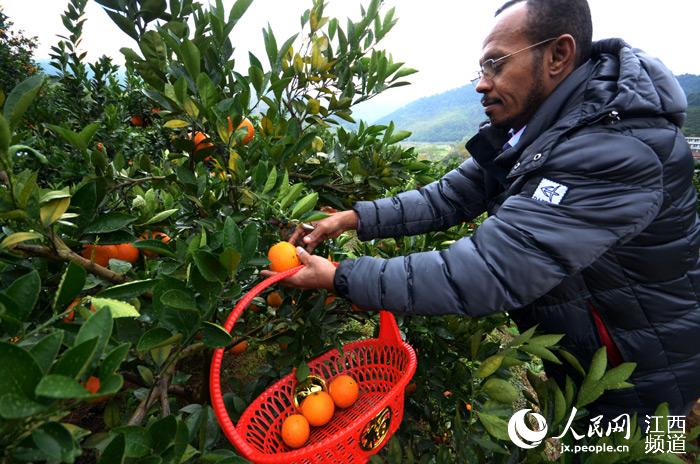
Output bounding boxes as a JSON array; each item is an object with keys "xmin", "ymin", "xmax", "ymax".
[{"xmin": 471, "ymin": 37, "xmax": 557, "ymax": 85}]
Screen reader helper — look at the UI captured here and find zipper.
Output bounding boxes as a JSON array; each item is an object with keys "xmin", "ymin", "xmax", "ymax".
[{"xmin": 588, "ymin": 301, "xmax": 624, "ymax": 367}]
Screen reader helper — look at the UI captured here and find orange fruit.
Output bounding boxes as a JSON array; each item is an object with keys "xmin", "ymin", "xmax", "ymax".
[
  {"xmin": 115, "ymin": 243, "xmax": 139, "ymax": 263},
  {"xmin": 405, "ymin": 382, "xmax": 417, "ymax": 396},
  {"xmin": 139, "ymin": 231, "xmax": 171, "ymax": 257},
  {"xmin": 84, "ymin": 376, "xmax": 101, "ymax": 394},
  {"xmin": 266, "ymin": 291, "xmax": 283, "ymax": 308},
  {"xmin": 96, "ymin": 142, "xmax": 104, "ymax": 152},
  {"xmin": 268, "ymin": 241, "xmax": 301, "ymax": 272},
  {"xmin": 324, "ymin": 294, "xmax": 336, "ymax": 305},
  {"xmin": 300, "ymin": 391, "xmax": 335, "ymax": 427},
  {"xmin": 130, "ymin": 115, "xmax": 144, "ymax": 126},
  {"xmin": 465, "ymin": 402, "xmax": 472, "ymax": 412},
  {"xmin": 229, "ymin": 340, "xmax": 248, "ymax": 355},
  {"xmin": 63, "ymin": 298, "xmax": 80, "ymax": 323},
  {"xmin": 328, "ymin": 374, "xmax": 359, "ymax": 409},
  {"xmin": 81, "ymin": 244, "xmax": 119, "ymax": 268},
  {"xmin": 278, "ymin": 342, "xmax": 289, "ymax": 350},
  {"xmin": 281, "ymin": 414, "xmax": 310, "ymax": 449},
  {"xmin": 227, "ymin": 117, "xmax": 255, "ymax": 144},
  {"xmin": 190, "ymin": 131, "xmax": 214, "ymax": 153}
]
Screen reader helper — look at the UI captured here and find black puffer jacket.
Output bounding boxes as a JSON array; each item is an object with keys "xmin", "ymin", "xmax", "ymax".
[{"xmin": 333, "ymin": 39, "xmax": 700, "ymax": 417}]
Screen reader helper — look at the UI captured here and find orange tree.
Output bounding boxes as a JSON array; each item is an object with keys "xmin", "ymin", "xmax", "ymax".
[{"xmin": 0, "ymin": 0, "xmax": 692, "ymax": 462}]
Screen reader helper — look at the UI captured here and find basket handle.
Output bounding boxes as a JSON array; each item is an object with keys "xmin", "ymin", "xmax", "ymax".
[{"xmin": 210, "ymin": 263, "xmax": 403, "ymax": 458}]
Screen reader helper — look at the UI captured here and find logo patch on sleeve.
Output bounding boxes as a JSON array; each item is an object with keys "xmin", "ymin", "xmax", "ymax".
[{"xmin": 532, "ymin": 178, "xmax": 568, "ymax": 204}]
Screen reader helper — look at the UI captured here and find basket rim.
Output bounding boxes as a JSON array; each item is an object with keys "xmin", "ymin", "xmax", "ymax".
[{"xmin": 235, "ymin": 337, "xmax": 417, "ymax": 460}]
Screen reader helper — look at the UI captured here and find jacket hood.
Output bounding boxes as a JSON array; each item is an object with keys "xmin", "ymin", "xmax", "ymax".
[{"xmin": 588, "ymin": 38, "xmax": 687, "ymax": 127}]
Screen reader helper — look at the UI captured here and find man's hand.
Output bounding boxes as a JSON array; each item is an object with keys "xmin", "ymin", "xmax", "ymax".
[
  {"xmin": 289, "ymin": 210, "xmax": 359, "ymax": 253},
  {"xmin": 261, "ymin": 247, "xmax": 336, "ymax": 290}
]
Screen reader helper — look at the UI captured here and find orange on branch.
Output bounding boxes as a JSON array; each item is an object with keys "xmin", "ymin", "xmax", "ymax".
[
  {"xmin": 63, "ymin": 298, "xmax": 80, "ymax": 323},
  {"xmin": 281, "ymin": 414, "xmax": 310, "ymax": 449},
  {"xmin": 130, "ymin": 115, "xmax": 144, "ymax": 126},
  {"xmin": 268, "ymin": 241, "xmax": 301, "ymax": 272},
  {"xmin": 267, "ymin": 291, "xmax": 283, "ymax": 308},
  {"xmin": 81, "ymin": 244, "xmax": 119, "ymax": 268},
  {"xmin": 227, "ymin": 116, "xmax": 255, "ymax": 144},
  {"xmin": 115, "ymin": 243, "xmax": 139, "ymax": 263},
  {"xmin": 300, "ymin": 391, "xmax": 335, "ymax": 427},
  {"xmin": 328, "ymin": 374, "xmax": 359, "ymax": 409},
  {"xmin": 83, "ymin": 376, "xmax": 101, "ymax": 394},
  {"xmin": 190, "ymin": 131, "xmax": 214, "ymax": 153},
  {"xmin": 229, "ymin": 340, "xmax": 248, "ymax": 355}
]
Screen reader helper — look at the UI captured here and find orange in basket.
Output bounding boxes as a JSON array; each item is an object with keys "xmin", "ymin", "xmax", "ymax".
[{"xmin": 210, "ymin": 266, "xmax": 417, "ymax": 463}]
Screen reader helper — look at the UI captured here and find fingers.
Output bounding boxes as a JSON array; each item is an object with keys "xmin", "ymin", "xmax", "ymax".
[
  {"xmin": 288, "ymin": 225, "xmax": 306, "ymax": 245},
  {"xmin": 296, "ymin": 246, "xmax": 311, "ymax": 265}
]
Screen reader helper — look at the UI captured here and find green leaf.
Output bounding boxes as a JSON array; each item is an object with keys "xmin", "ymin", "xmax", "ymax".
[
  {"xmin": 8, "ymin": 144, "xmax": 48, "ymax": 164},
  {"xmin": 600, "ymin": 362, "xmax": 637, "ymax": 390},
  {"xmin": 83, "ymin": 212, "xmax": 137, "ymax": 234},
  {"xmin": 219, "ymin": 248, "xmax": 241, "ymax": 274},
  {"xmin": 240, "ymin": 223, "xmax": 258, "ymax": 262},
  {"xmin": 100, "ymin": 343, "xmax": 131, "ymax": 377},
  {"xmin": 47, "ymin": 124, "xmax": 86, "ymax": 153},
  {"xmin": 295, "ymin": 363, "xmax": 310, "ymax": 382},
  {"xmin": 193, "ymin": 250, "xmax": 228, "ymax": 282},
  {"xmin": 4, "ymin": 74, "xmax": 46, "ymax": 128},
  {"xmin": 35, "ymin": 375, "xmax": 94, "ymax": 399},
  {"xmin": 552, "ymin": 383, "xmax": 567, "ymax": 426},
  {"xmin": 133, "ymin": 239, "xmax": 176, "ymax": 258},
  {"xmin": 29, "ymin": 331, "xmax": 64, "ymax": 374},
  {"xmin": 529, "ymin": 334, "xmax": 565, "ymax": 347},
  {"xmin": 31, "ymin": 422, "xmax": 78, "ymax": 462},
  {"xmin": 0, "ymin": 231, "xmax": 43, "ymax": 249},
  {"xmin": 181, "ymin": 39, "xmax": 200, "ymax": 78},
  {"xmin": 508, "ymin": 325, "xmax": 537, "ymax": 347},
  {"xmin": 0, "ymin": 393, "xmax": 47, "ymax": 419},
  {"xmin": 40, "ymin": 197, "xmax": 71, "ymax": 228},
  {"xmin": 149, "ymin": 416, "xmax": 177, "ymax": 454},
  {"xmin": 476, "ymin": 354, "xmax": 503, "ymax": 378},
  {"xmin": 97, "ymin": 280, "xmax": 156, "ymax": 299},
  {"xmin": 160, "ymin": 289, "xmax": 198, "ymax": 310},
  {"xmin": 112, "ymin": 425, "xmax": 153, "ymax": 458},
  {"xmin": 90, "ymin": 298, "xmax": 140, "ymax": 318},
  {"xmin": 477, "ymin": 412, "xmax": 510, "ymax": 441},
  {"xmin": 50, "ymin": 337, "xmax": 99, "ymax": 379},
  {"xmin": 202, "ymin": 322, "xmax": 232, "ymax": 348},
  {"xmin": 76, "ymin": 305, "xmax": 113, "ymax": 360},
  {"xmin": 482, "ymin": 378, "xmax": 519, "ymax": 404},
  {"xmin": 290, "ymin": 192, "xmax": 318, "ymax": 219},
  {"xmin": 558, "ymin": 349, "xmax": 585, "ymax": 377},
  {"xmin": 99, "ymin": 433, "xmax": 126, "ymax": 464},
  {"xmin": 0, "ymin": 113, "xmax": 10, "ymax": 158},
  {"xmin": 388, "ymin": 130, "xmax": 411, "ymax": 144},
  {"xmin": 278, "ymin": 183, "xmax": 304, "ymax": 208},
  {"xmin": 137, "ymin": 328, "xmax": 181, "ymax": 352},
  {"xmin": 222, "ymin": 217, "xmax": 242, "ymax": 251},
  {"xmin": 520, "ymin": 344, "xmax": 562, "ymax": 364},
  {"xmin": 139, "ymin": 208, "xmax": 178, "ymax": 226},
  {"xmin": 588, "ymin": 347, "xmax": 608, "ymax": 382},
  {"xmin": 4, "ymin": 270, "xmax": 41, "ymax": 321},
  {"xmin": 53, "ymin": 261, "xmax": 86, "ymax": 311},
  {"xmin": 0, "ymin": 342, "xmax": 43, "ymax": 398},
  {"xmin": 262, "ymin": 165, "xmax": 277, "ymax": 194},
  {"xmin": 196, "ymin": 73, "xmax": 217, "ymax": 108},
  {"xmin": 164, "ymin": 119, "xmax": 189, "ymax": 129},
  {"xmin": 229, "ymin": 0, "xmax": 254, "ymax": 25}
]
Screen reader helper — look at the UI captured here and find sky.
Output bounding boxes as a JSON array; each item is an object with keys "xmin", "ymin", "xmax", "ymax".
[{"xmin": 3, "ymin": 0, "xmax": 700, "ymax": 121}]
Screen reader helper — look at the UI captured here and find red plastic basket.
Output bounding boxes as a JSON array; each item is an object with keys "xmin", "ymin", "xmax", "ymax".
[{"xmin": 210, "ymin": 266, "xmax": 417, "ymax": 463}]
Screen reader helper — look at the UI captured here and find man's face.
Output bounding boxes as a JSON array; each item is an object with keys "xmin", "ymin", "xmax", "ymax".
[{"xmin": 475, "ymin": 4, "xmax": 549, "ymax": 130}]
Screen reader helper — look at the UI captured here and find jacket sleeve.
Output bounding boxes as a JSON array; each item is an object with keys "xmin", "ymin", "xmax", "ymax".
[
  {"xmin": 334, "ymin": 133, "xmax": 664, "ymax": 316},
  {"xmin": 352, "ymin": 157, "xmax": 488, "ymax": 241}
]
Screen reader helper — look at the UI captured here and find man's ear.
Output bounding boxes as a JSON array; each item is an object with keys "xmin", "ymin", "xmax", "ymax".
[{"xmin": 548, "ymin": 34, "xmax": 577, "ymax": 78}]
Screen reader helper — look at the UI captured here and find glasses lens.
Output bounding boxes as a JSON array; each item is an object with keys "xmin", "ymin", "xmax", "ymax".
[{"xmin": 482, "ymin": 60, "xmax": 496, "ymax": 79}]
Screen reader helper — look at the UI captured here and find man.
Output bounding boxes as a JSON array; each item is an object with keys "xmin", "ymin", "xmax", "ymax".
[{"xmin": 269, "ymin": 0, "xmax": 700, "ymax": 422}]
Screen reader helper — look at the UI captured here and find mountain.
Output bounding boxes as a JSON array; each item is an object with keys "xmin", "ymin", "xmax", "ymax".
[
  {"xmin": 374, "ymin": 85, "xmax": 483, "ymax": 142},
  {"xmin": 376, "ymin": 74, "xmax": 700, "ymax": 142}
]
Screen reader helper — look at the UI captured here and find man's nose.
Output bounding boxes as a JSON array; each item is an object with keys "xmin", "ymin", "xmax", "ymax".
[{"xmin": 474, "ymin": 77, "xmax": 492, "ymax": 93}]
